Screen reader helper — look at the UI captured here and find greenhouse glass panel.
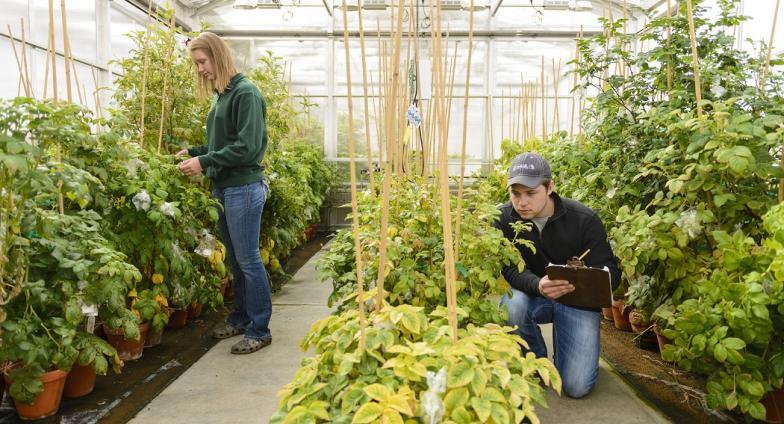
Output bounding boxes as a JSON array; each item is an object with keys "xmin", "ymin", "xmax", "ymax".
[
  {"xmin": 0, "ymin": 0, "xmax": 28, "ymax": 35},
  {"xmin": 198, "ymin": 1, "xmax": 330, "ymax": 30},
  {"xmin": 253, "ymin": 39, "xmax": 329, "ymax": 95},
  {"xmin": 30, "ymin": 0, "xmax": 96, "ymax": 63},
  {"xmin": 110, "ymin": 5, "xmax": 146, "ymax": 71}
]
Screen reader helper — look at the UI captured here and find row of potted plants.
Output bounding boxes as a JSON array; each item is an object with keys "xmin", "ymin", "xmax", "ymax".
[{"xmin": 471, "ymin": 1, "xmax": 784, "ymax": 420}]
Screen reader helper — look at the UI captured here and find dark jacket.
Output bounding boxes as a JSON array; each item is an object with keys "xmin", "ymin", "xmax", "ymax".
[
  {"xmin": 493, "ymin": 193, "xmax": 621, "ymax": 306},
  {"xmin": 188, "ymin": 73, "xmax": 267, "ymax": 189}
]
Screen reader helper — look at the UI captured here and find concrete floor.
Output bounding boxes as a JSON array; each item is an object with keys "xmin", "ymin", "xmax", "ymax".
[{"xmin": 130, "ymin": 244, "xmax": 671, "ymax": 424}]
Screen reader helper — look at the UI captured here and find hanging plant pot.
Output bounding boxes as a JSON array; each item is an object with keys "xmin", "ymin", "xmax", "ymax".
[
  {"xmin": 166, "ymin": 308, "xmax": 188, "ymax": 329},
  {"xmin": 188, "ymin": 302, "xmax": 203, "ymax": 319},
  {"xmin": 103, "ymin": 321, "xmax": 150, "ymax": 361},
  {"xmin": 602, "ymin": 307, "xmax": 614, "ymax": 321},
  {"xmin": 611, "ymin": 299, "xmax": 632, "ymax": 332},
  {"xmin": 762, "ymin": 387, "xmax": 784, "ymax": 424},
  {"xmin": 5, "ymin": 368, "xmax": 68, "ymax": 420},
  {"xmin": 63, "ymin": 361, "xmax": 96, "ymax": 398}
]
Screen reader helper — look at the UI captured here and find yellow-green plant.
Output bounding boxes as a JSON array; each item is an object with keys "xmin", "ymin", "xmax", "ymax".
[{"xmin": 271, "ymin": 304, "xmax": 560, "ymax": 423}]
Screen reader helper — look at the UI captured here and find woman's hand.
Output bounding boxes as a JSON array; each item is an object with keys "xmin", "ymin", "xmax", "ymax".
[
  {"xmin": 538, "ymin": 275, "xmax": 575, "ymax": 299},
  {"xmin": 175, "ymin": 149, "xmax": 189, "ymax": 156},
  {"xmin": 178, "ymin": 157, "xmax": 203, "ymax": 176}
]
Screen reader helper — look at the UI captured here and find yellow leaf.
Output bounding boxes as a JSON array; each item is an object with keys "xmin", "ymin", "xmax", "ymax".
[{"xmin": 152, "ymin": 273, "xmax": 164, "ymax": 284}]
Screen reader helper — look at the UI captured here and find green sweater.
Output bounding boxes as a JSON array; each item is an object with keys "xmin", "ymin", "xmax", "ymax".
[{"xmin": 188, "ymin": 73, "xmax": 268, "ymax": 189}]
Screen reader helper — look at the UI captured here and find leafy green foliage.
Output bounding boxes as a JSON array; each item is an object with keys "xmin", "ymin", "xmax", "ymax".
[
  {"xmin": 318, "ymin": 176, "xmax": 522, "ymax": 326},
  {"xmin": 271, "ymin": 305, "xmax": 560, "ymax": 423}
]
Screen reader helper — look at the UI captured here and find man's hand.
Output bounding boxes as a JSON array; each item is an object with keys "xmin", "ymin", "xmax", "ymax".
[
  {"xmin": 538, "ymin": 275, "xmax": 575, "ymax": 300},
  {"xmin": 178, "ymin": 157, "xmax": 203, "ymax": 176},
  {"xmin": 175, "ymin": 149, "xmax": 189, "ymax": 157}
]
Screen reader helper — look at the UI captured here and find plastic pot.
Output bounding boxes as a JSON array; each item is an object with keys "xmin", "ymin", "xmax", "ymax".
[
  {"xmin": 104, "ymin": 321, "xmax": 150, "ymax": 361},
  {"xmin": 63, "ymin": 361, "xmax": 96, "ymax": 398},
  {"xmin": 5, "ymin": 368, "xmax": 68, "ymax": 420}
]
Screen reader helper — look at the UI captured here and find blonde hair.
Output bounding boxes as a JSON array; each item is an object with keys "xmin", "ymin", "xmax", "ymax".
[{"xmin": 188, "ymin": 32, "xmax": 237, "ymax": 99}]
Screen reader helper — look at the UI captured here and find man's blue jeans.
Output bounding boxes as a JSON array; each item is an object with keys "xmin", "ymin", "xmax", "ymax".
[
  {"xmin": 501, "ymin": 288, "xmax": 601, "ymax": 398},
  {"xmin": 213, "ymin": 181, "xmax": 272, "ymax": 341}
]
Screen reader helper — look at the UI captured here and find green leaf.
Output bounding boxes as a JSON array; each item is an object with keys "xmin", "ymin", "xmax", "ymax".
[
  {"xmin": 471, "ymin": 397, "xmax": 492, "ymax": 422},
  {"xmin": 450, "ymin": 406, "xmax": 474, "ymax": 424},
  {"xmin": 352, "ymin": 402, "xmax": 384, "ymax": 424},
  {"xmin": 363, "ymin": 384, "xmax": 391, "ymax": 402},
  {"xmin": 444, "ymin": 388, "xmax": 470, "ymax": 412},
  {"xmin": 748, "ymin": 401, "xmax": 767, "ymax": 420},
  {"xmin": 721, "ymin": 338, "xmax": 746, "ymax": 350},
  {"xmin": 713, "ymin": 344, "xmax": 728, "ymax": 363},
  {"xmin": 448, "ymin": 362, "xmax": 475, "ymax": 388}
]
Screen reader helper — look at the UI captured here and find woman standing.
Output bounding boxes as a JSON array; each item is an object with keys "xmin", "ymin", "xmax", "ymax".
[{"xmin": 178, "ymin": 32, "xmax": 272, "ymax": 354}]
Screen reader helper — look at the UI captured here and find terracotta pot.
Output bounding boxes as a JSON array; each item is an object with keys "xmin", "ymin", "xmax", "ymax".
[
  {"xmin": 63, "ymin": 361, "xmax": 96, "ymax": 398},
  {"xmin": 219, "ymin": 278, "xmax": 230, "ymax": 297},
  {"xmin": 611, "ymin": 299, "xmax": 632, "ymax": 332},
  {"xmin": 144, "ymin": 326, "xmax": 164, "ymax": 348},
  {"xmin": 166, "ymin": 308, "xmax": 188, "ymax": 329},
  {"xmin": 653, "ymin": 324, "xmax": 672, "ymax": 357},
  {"xmin": 629, "ymin": 310, "xmax": 651, "ymax": 333},
  {"xmin": 224, "ymin": 279, "xmax": 234, "ymax": 301},
  {"xmin": 5, "ymin": 368, "xmax": 68, "ymax": 420},
  {"xmin": 188, "ymin": 302, "xmax": 203, "ymax": 319},
  {"xmin": 103, "ymin": 321, "xmax": 150, "ymax": 361},
  {"xmin": 602, "ymin": 307, "xmax": 614, "ymax": 321},
  {"xmin": 762, "ymin": 387, "xmax": 784, "ymax": 423}
]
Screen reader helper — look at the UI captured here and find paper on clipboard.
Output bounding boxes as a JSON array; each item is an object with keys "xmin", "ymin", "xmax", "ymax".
[{"xmin": 545, "ymin": 263, "xmax": 613, "ymax": 309}]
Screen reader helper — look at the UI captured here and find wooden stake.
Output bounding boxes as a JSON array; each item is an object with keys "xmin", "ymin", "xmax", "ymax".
[
  {"xmin": 551, "ymin": 58, "xmax": 561, "ymax": 136},
  {"xmin": 91, "ymin": 67, "xmax": 103, "ymax": 119},
  {"xmin": 763, "ymin": 0, "xmax": 781, "ymax": 84},
  {"xmin": 139, "ymin": 0, "xmax": 154, "ymax": 146},
  {"xmin": 455, "ymin": 0, "xmax": 475, "ymax": 263},
  {"xmin": 541, "ymin": 56, "xmax": 547, "ymax": 141},
  {"xmin": 60, "ymin": 0, "xmax": 74, "ymax": 103},
  {"xmin": 358, "ymin": 0, "xmax": 376, "ymax": 193},
  {"xmin": 666, "ymin": 0, "xmax": 673, "ymax": 90},
  {"xmin": 20, "ymin": 19, "xmax": 33, "ymax": 97},
  {"xmin": 341, "ymin": 0, "xmax": 367, "ymax": 351},
  {"xmin": 570, "ymin": 26, "xmax": 582, "ymax": 138},
  {"xmin": 500, "ymin": 87, "xmax": 505, "ymax": 140},
  {"xmin": 7, "ymin": 26, "xmax": 29, "ymax": 97},
  {"xmin": 685, "ymin": 0, "xmax": 703, "ymax": 116},
  {"xmin": 157, "ymin": 8, "xmax": 176, "ymax": 153},
  {"xmin": 521, "ymin": 76, "xmax": 527, "ymax": 143},
  {"xmin": 48, "ymin": 0, "xmax": 58, "ymax": 103}
]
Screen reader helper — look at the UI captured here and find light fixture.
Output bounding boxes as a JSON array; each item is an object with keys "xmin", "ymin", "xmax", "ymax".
[
  {"xmin": 337, "ymin": 0, "xmax": 360, "ymax": 10},
  {"xmin": 233, "ymin": 0, "xmax": 258, "ymax": 9},
  {"xmin": 569, "ymin": 0, "xmax": 592, "ymax": 11},
  {"xmin": 361, "ymin": 0, "xmax": 388, "ymax": 10}
]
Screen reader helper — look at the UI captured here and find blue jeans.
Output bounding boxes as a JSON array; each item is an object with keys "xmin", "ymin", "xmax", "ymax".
[
  {"xmin": 501, "ymin": 288, "xmax": 601, "ymax": 398},
  {"xmin": 213, "ymin": 181, "xmax": 272, "ymax": 341}
]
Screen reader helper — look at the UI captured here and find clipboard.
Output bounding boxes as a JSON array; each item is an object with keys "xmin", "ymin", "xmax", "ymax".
[{"xmin": 545, "ymin": 262, "xmax": 612, "ymax": 309}]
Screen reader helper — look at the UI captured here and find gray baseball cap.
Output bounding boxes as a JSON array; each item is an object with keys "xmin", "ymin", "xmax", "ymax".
[{"xmin": 507, "ymin": 152, "xmax": 552, "ymax": 188}]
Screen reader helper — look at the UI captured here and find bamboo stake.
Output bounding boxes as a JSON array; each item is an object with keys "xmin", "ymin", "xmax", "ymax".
[
  {"xmin": 455, "ymin": 0, "xmax": 475, "ymax": 263},
  {"xmin": 500, "ymin": 88, "xmax": 505, "ymax": 140},
  {"xmin": 375, "ymin": 0, "xmax": 406, "ymax": 311},
  {"xmin": 48, "ymin": 0, "xmax": 58, "ymax": 102},
  {"xmin": 487, "ymin": 94, "xmax": 494, "ymax": 159},
  {"xmin": 341, "ymin": 0, "xmax": 367, "ymax": 351},
  {"xmin": 623, "ymin": 0, "xmax": 627, "ymax": 78},
  {"xmin": 666, "ymin": 0, "xmax": 673, "ymax": 90},
  {"xmin": 521, "ymin": 76, "xmax": 527, "ymax": 143},
  {"xmin": 685, "ymin": 0, "xmax": 703, "ymax": 116},
  {"xmin": 157, "ymin": 9, "xmax": 176, "ymax": 153},
  {"xmin": 91, "ymin": 67, "xmax": 103, "ymax": 119},
  {"xmin": 358, "ymin": 0, "xmax": 376, "ymax": 193},
  {"xmin": 60, "ymin": 0, "xmax": 73, "ymax": 103},
  {"xmin": 138, "ymin": 0, "xmax": 154, "ymax": 146},
  {"xmin": 570, "ymin": 26, "xmax": 582, "ymax": 138},
  {"xmin": 43, "ymin": 33, "xmax": 51, "ymax": 98},
  {"xmin": 551, "ymin": 58, "xmax": 561, "ymax": 136},
  {"xmin": 541, "ymin": 56, "xmax": 547, "ymax": 141},
  {"xmin": 71, "ymin": 60, "xmax": 85, "ymax": 105},
  {"xmin": 763, "ymin": 0, "xmax": 781, "ymax": 84},
  {"xmin": 7, "ymin": 26, "xmax": 29, "ymax": 97},
  {"xmin": 20, "ymin": 19, "xmax": 33, "ymax": 97}
]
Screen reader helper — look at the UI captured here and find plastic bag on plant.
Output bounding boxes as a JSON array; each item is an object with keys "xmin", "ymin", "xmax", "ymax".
[
  {"xmin": 406, "ymin": 105, "xmax": 422, "ymax": 128},
  {"xmin": 132, "ymin": 189, "xmax": 151, "ymax": 211},
  {"xmin": 423, "ymin": 367, "xmax": 447, "ymax": 424},
  {"xmin": 195, "ymin": 229, "xmax": 216, "ymax": 258},
  {"xmin": 675, "ymin": 209, "xmax": 701, "ymax": 239},
  {"xmin": 172, "ymin": 241, "xmax": 186, "ymax": 263},
  {"xmin": 160, "ymin": 201, "xmax": 176, "ymax": 218},
  {"xmin": 123, "ymin": 158, "xmax": 147, "ymax": 179}
]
